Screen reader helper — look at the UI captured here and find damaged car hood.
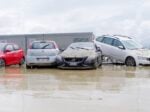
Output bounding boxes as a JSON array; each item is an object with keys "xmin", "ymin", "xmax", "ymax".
[{"xmin": 60, "ymin": 48, "xmax": 96, "ymax": 58}]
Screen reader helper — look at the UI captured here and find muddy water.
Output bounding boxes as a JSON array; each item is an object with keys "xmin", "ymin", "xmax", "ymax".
[{"xmin": 0, "ymin": 65, "xmax": 149, "ymax": 112}]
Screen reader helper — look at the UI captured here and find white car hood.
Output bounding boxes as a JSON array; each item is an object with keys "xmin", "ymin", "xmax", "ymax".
[
  {"xmin": 61, "ymin": 48, "xmax": 96, "ymax": 58},
  {"xmin": 133, "ymin": 49, "xmax": 150, "ymax": 57}
]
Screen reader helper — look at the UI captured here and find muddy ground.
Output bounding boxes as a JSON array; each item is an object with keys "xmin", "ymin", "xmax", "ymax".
[{"xmin": 0, "ymin": 65, "xmax": 150, "ymax": 112}]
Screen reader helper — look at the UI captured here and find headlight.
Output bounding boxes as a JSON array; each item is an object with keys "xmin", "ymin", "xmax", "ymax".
[{"xmin": 137, "ymin": 56, "xmax": 148, "ymax": 60}]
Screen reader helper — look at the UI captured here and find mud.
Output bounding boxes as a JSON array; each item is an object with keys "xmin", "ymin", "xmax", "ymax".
[{"xmin": 0, "ymin": 65, "xmax": 149, "ymax": 112}]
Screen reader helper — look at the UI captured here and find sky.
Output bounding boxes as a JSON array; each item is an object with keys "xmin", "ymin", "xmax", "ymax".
[{"xmin": 0, "ymin": 0, "xmax": 149, "ymax": 47}]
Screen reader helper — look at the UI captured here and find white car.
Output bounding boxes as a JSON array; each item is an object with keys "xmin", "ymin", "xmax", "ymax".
[
  {"xmin": 94, "ymin": 35, "xmax": 150, "ymax": 66},
  {"xmin": 26, "ymin": 41, "xmax": 59, "ymax": 68}
]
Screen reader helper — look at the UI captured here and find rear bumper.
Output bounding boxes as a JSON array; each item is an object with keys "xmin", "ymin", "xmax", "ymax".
[{"xmin": 26, "ymin": 56, "xmax": 57, "ymax": 66}]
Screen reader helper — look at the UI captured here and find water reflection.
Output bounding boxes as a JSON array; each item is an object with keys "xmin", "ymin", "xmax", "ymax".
[
  {"xmin": 0, "ymin": 65, "xmax": 150, "ymax": 112},
  {"xmin": 0, "ymin": 65, "xmax": 149, "ymax": 93}
]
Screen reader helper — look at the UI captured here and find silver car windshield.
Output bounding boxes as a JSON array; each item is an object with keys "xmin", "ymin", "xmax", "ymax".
[
  {"xmin": 31, "ymin": 42, "xmax": 55, "ymax": 49},
  {"xmin": 122, "ymin": 40, "xmax": 143, "ymax": 50},
  {"xmin": 69, "ymin": 43, "xmax": 95, "ymax": 50}
]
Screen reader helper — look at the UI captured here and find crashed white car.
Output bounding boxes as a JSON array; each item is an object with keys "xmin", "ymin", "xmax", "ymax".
[
  {"xmin": 57, "ymin": 42, "xmax": 102, "ymax": 69},
  {"xmin": 26, "ymin": 41, "xmax": 59, "ymax": 68},
  {"xmin": 95, "ymin": 35, "xmax": 150, "ymax": 66}
]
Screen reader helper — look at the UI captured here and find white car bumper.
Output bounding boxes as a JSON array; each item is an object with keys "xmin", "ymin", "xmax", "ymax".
[
  {"xmin": 137, "ymin": 57, "xmax": 150, "ymax": 65},
  {"xmin": 26, "ymin": 56, "xmax": 57, "ymax": 66}
]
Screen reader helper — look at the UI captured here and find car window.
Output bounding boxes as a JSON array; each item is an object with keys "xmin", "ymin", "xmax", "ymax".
[
  {"xmin": 96, "ymin": 37, "xmax": 104, "ymax": 42},
  {"xmin": 5, "ymin": 45, "xmax": 14, "ymax": 51},
  {"xmin": 31, "ymin": 42, "xmax": 55, "ymax": 49},
  {"xmin": 101, "ymin": 37, "xmax": 113, "ymax": 45},
  {"xmin": 0, "ymin": 43, "xmax": 6, "ymax": 51},
  {"xmin": 112, "ymin": 39, "xmax": 124, "ymax": 47},
  {"xmin": 13, "ymin": 44, "xmax": 20, "ymax": 50},
  {"xmin": 122, "ymin": 40, "xmax": 143, "ymax": 50}
]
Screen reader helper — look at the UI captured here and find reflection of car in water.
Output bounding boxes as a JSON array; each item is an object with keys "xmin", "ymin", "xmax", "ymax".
[
  {"xmin": 0, "ymin": 42, "xmax": 25, "ymax": 67},
  {"xmin": 95, "ymin": 35, "xmax": 150, "ymax": 66},
  {"xmin": 26, "ymin": 41, "xmax": 59, "ymax": 68},
  {"xmin": 57, "ymin": 42, "xmax": 102, "ymax": 69}
]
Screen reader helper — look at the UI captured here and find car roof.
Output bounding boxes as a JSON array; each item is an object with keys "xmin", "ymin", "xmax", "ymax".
[
  {"xmin": 71, "ymin": 42, "xmax": 94, "ymax": 45},
  {"xmin": 31, "ymin": 40, "xmax": 56, "ymax": 43}
]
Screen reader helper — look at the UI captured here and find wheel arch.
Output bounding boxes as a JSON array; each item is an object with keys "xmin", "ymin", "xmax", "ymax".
[
  {"xmin": 125, "ymin": 56, "xmax": 137, "ymax": 66},
  {"xmin": 0, "ymin": 57, "xmax": 6, "ymax": 65}
]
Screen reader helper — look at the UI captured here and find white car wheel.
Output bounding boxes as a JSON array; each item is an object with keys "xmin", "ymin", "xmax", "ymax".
[{"xmin": 125, "ymin": 57, "xmax": 136, "ymax": 66}]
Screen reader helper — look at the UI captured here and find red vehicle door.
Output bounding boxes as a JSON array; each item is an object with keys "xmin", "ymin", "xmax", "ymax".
[
  {"xmin": 4, "ymin": 44, "xmax": 15, "ymax": 65},
  {"xmin": 13, "ymin": 44, "xmax": 23, "ymax": 64}
]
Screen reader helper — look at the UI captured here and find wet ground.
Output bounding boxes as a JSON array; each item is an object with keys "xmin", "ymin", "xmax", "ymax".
[{"xmin": 0, "ymin": 65, "xmax": 150, "ymax": 112}]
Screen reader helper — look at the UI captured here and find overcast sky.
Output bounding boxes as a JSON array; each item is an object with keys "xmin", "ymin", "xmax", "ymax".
[{"xmin": 0, "ymin": 0, "xmax": 149, "ymax": 47}]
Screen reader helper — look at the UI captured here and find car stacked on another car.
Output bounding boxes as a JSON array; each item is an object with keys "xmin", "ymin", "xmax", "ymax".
[
  {"xmin": 26, "ymin": 40, "xmax": 59, "ymax": 68},
  {"xmin": 0, "ymin": 42, "xmax": 25, "ymax": 67},
  {"xmin": 95, "ymin": 35, "xmax": 150, "ymax": 66},
  {"xmin": 57, "ymin": 42, "xmax": 102, "ymax": 69}
]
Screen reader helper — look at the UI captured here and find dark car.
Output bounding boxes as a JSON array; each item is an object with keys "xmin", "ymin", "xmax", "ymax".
[
  {"xmin": 0, "ymin": 42, "xmax": 25, "ymax": 67},
  {"xmin": 57, "ymin": 42, "xmax": 102, "ymax": 69}
]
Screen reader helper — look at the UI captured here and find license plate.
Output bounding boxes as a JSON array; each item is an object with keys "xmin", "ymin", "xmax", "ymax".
[
  {"xmin": 69, "ymin": 62, "xmax": 77, "ymax": 66},
  {"xmin": 37, "ymin": 58, "xmax": 49, "ymax": 61}
]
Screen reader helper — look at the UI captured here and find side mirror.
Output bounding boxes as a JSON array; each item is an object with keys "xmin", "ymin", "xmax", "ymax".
[{"xmin": 118, "ymin": 46, "xmax": 125, "ymax": 50}]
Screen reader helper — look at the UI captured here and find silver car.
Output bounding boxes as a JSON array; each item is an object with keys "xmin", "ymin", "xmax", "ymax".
[
  {"xmin": 57, "ymin": 42, "xmax": 102, "ymax": 69},
  {"xmin": 26, "ymin": 41, "xmax": 59, "ymax": 68},
  {"xmin": 95, "ymin": 35, "xmax": 150, "ymax": 66}
]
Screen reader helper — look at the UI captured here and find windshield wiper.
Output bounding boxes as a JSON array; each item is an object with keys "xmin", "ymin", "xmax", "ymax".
[{"xmin": 41, "ymin": 44, "xmax": 50, "ymax": 49}]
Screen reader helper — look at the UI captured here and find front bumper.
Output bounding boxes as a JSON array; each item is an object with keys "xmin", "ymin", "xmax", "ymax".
[
  {"xmin": 57, "ymin": 57, "xmax": 96, "ymax": 69},
  {"xmin": 138, "ymin": 57, "xmax": 150, "ymax": 65},
  {"xmin": 26, "ymin": 56, "xmax": 57, "ymax": 66}
]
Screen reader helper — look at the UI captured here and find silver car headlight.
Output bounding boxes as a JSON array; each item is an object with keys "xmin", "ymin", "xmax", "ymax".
[{"xmin": 137, "ymin": 56, "xmax": 148, "ymax": 60}]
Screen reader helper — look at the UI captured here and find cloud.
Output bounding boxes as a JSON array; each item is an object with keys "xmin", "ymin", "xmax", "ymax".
[{"xmin": 0, "ymin": 0, "xmax": 149, "ymax": 47}]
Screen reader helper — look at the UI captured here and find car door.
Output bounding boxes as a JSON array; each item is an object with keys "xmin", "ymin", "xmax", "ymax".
[
  {"xmin": 4, "ymin": 44, "xmax": 15, "ymax": 65},
  {"xmin": 99, "ymin": 37, "xmax": 114, "ymax": 57},
  {"xmin": 13, "ymin": 44, "xmax": 22, "ymax": 64},
  {"xmin": 111, "ymin": 39, "xmax": 126, "ymax": 61}
]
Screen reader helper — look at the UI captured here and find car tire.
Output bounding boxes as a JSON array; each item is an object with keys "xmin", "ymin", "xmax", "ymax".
[
  {"xmin": 125, "ymin": 57, "xmax": 136, "ymax": 66},
  {"xmin": 19, "ymin": 58, "xmax": 25, "ymax": 66},
  {"xmin": 0, "ymin": 59, "xmax": 5, "ymax": 67},
  {"xmin": 26, "ymin": 65, "xmax": 31, "ymax": 69}
]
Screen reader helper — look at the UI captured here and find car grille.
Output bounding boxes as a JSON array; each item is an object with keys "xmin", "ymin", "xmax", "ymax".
[{"xmin": 64, "ymin": 57, "xmax": 86, "ymax": 63}]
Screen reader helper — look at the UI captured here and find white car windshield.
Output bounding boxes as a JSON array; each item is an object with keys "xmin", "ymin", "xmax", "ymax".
[
  {"xmin": 31, "ymin": 42, "xmax": 55, "ymax": 49},
  {"xmin": 122, "ymin": 40, "xmax": 143, "ymax": 50},
  {"xmin": 69, "ymin": 43, "xmax": 95, "ymax": 50}
]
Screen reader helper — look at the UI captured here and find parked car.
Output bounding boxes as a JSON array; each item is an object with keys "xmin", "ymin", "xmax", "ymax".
[
  {"xmin": 57, "ymin": 42, "xmax": 102, "ymax": 69},
  {"xmin": 0, "ymin": 42, "xmax": 25, "ymax": 67},
  {"xmin": 26, "ymin": 40, "xmax": 59, "ymax": 68},
  {"xmin": 94, "ymin": 35, "xmax": 150, "ymax": 66}
]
